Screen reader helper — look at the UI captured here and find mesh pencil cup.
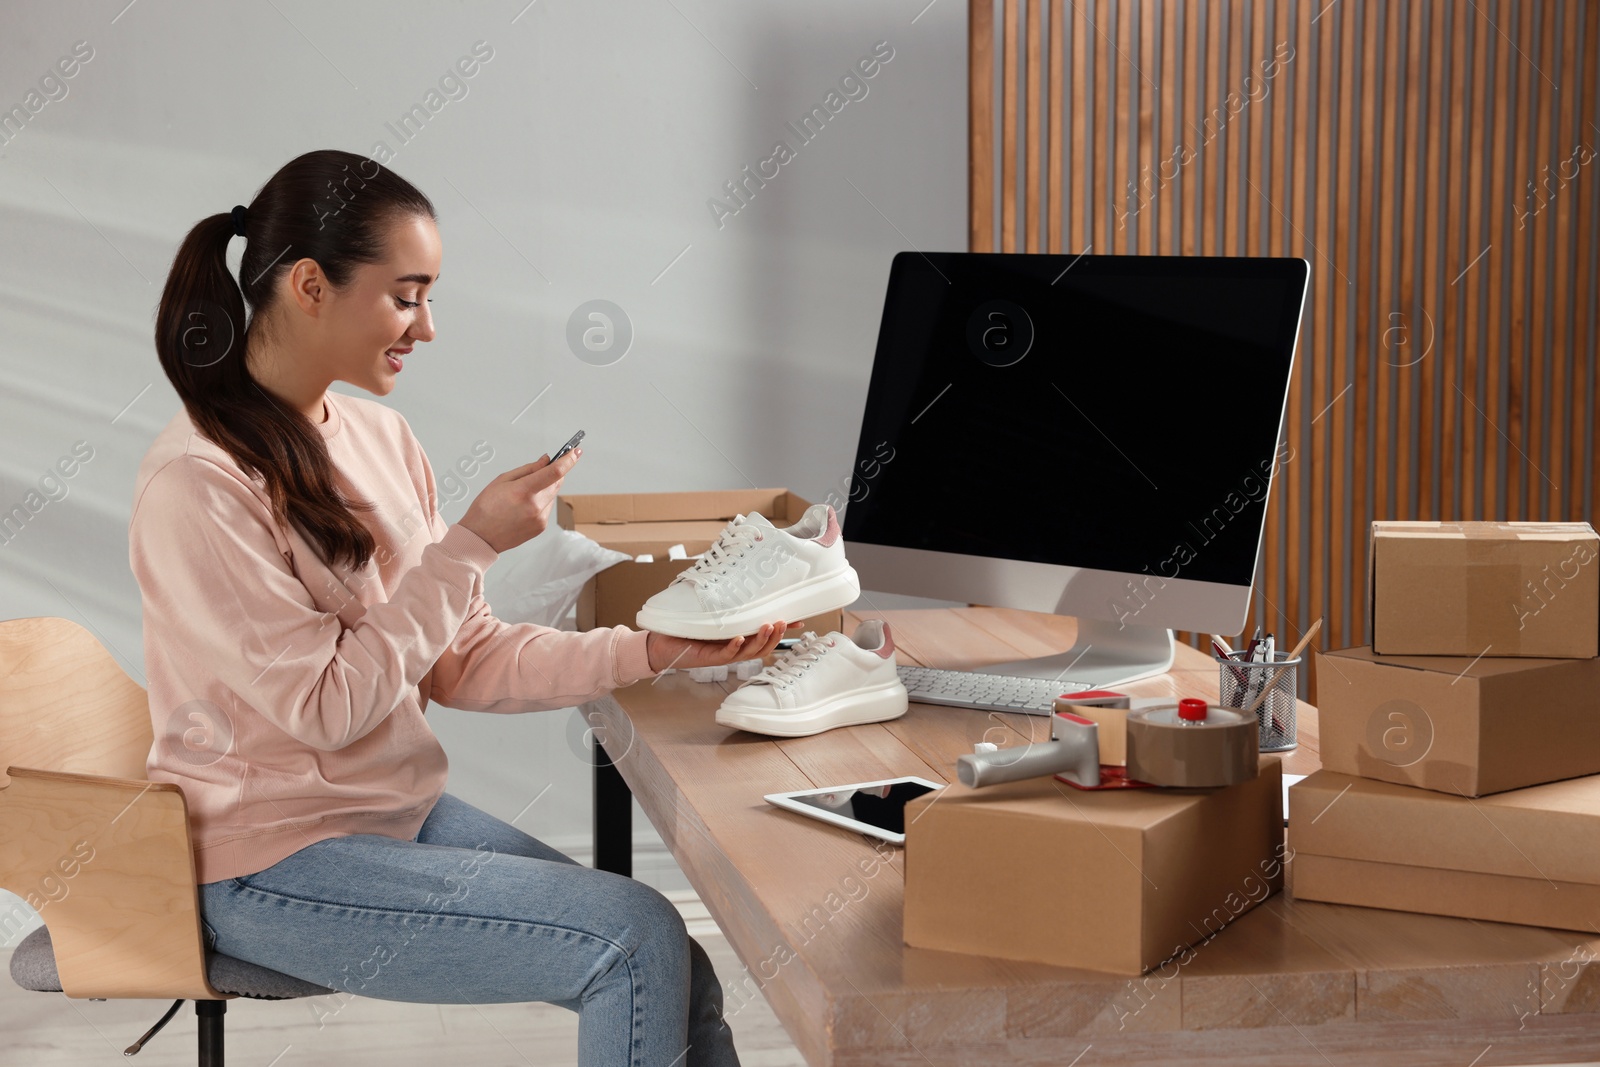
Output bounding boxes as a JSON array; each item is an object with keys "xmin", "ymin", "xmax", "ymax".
[{"xmin": 1214, "ymin": 651, "xmax": 1299, "ymax": 752}]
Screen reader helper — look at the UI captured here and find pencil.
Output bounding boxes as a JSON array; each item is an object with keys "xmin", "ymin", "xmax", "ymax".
[{"xmin": 1244, "ymin": 616, "xmax": 1325, "ymax": 729}]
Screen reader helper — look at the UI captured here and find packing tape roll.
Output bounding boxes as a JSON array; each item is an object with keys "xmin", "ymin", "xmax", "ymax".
[{"xmin": 1124, "ymin": 702, "xmax": 1258, "ymax": 788}]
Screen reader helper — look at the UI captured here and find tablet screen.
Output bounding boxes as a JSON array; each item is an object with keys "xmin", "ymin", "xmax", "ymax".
[{"xmin": 785, "ymin": 781, "xmax": 939, "ymax": 835}]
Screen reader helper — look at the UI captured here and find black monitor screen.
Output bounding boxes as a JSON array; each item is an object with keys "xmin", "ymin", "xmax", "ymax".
[{"xmin": 841, "ymin": 252, "xmax": 1307, "ymax": 589}]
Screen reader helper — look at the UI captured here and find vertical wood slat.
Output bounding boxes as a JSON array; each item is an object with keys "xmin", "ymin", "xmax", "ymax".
[
  {"xmin": 1203, "ymin": 3, "xmax": 1226, "ymax": 256},
  {"xmin": 1181, "ymin": 2, "xmax": 1201, "ymax": 256},
  {"xmin": 1157, "ymin": 3, "xmax": 1180, "ymax": 256},
  {"xmin": 1026, "ymin": 0, "xmax": 1043, "ymax": 253},
  {"xmin": 1505, "ymin": 0, "xmax": 1532, "ymax": 521},
  {"xmin": 1463, "ymin": 0, "xmax": 1488, "ymax": 523},
  {"xmin": 1484, "ymin": 1, "xmax": 1510, "ymax": 524},
  {"xmin": 1434, "ymin": 0, "xmax": 1460, "ymax": 524},
  {"xmin": 1137, "ymin": 0, "xmax": 1158, "ymax": 253},
  {"xmin": 970, "ymin": 0, "xmax": 995, "ymax": 254},
  {"xmin": 1554, "ymin": 0, "xmax": 1580, "ymax": 520},
  {"xmin": 1002, "ymin": 0, "xmax": 1019, "ymax": 253},
  {"xmin": 1047, "ymin": 0, "xmax": 1065, "ymax": 254},
  {"xmin": 969, "ymin": 0, "xmax": 1600, "ymax": 658},
  {"xmin": 1527, "ymin": 0, "xmax": 1552, "ymax": 520},
  {"xmin": 1113, "ymin": 0, "xmax": 1133, "ymax": 253},
  {"xmin": 1250, "ymin": 1, "xmax": 1278, "ymax": 634},
  {"xmin": 1576, "ymin": 3, "xmax": 1599, "ymax": 523},
  {"xmin": 1281, "ymin": 2, "xmax": 1305, "ymax": 649},
  {"xmin": 1075, "ymin": 1, "xmax": 1088, "ymax": 254},
  {"xmin": 1402, "ymin": 0, "xmax": 1417, "ymax": 520},
  {"xmin": 1354, "ymin": 0, "xmax": 1382, "ymax": 650},
  {"xmin": 1588, "ymin": 2, "xmax": 1600, "ymax": 521},
  {"xmin": 1311, "ymin": 0, "xmax": 1337, "ymax": 651}
]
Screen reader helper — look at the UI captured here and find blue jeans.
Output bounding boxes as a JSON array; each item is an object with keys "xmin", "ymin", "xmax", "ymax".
[{"xmin": 199, "ymin": 792, "xmax": 740, "ymax": 1067}]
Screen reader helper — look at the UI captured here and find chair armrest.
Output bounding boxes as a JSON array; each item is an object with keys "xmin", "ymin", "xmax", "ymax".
[{"xmin": 0, "ymin": 765, "xmax": 226, "ymax": 1000}]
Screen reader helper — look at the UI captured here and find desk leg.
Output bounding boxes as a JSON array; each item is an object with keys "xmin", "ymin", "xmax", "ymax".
[{"xmin": 593, "ymin": 743, "xmax": 632, "ymax": 876}]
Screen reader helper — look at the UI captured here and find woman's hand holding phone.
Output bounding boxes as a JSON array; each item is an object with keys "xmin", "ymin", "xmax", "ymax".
[{"xmin": 458, "ymin": 447, "xmax": 581, "ymax": 554}]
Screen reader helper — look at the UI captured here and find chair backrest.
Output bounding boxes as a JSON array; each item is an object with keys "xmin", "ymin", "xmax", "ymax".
[
  {"xmin": 0, "ymin": 617, "xmax": 152, "ymax": 785},
  {"xmin": 0, "ymin": 617, "xmax": 225, "ymax": 1000}
]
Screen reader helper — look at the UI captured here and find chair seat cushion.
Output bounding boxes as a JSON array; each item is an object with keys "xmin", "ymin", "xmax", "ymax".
[{"xmin": 9, "ymin": 925, "xmax": 335, "ymax": 1000}]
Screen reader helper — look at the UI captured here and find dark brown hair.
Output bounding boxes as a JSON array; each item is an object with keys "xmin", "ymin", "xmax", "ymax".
[{"xmin": 154, "ymin": 149, "xmax": 436, "ymax": 571}]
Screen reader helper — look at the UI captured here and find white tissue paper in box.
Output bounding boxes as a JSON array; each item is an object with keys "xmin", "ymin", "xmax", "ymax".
[{"xmin": 481, "ymin": 525, "xmax": 632, "ymax": 630}]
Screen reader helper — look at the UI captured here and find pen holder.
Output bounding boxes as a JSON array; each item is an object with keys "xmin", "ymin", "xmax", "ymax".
[{"xmin": 1214, "ymin": 652, "xmax": 1299, "ymax": 752}]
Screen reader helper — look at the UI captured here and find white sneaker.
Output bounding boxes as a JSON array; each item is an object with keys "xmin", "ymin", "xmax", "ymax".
[
  {"xmin": 715, "ymin": 619, "xmax": 909, "ymax": 737},
  {"xmin": 636, "ymin": 503, "xmax": 861, "ymax": 640}
]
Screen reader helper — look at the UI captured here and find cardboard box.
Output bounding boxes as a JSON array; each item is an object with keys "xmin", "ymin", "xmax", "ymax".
[
  {"xmin": 1289, "ymin": 770, "xmax": 1600, "ymax": 933},
  {"xmin": 556, "ymin": 489, "xmax": 845, "ymax": 637},
  {"xmin": 1318, "ymin": 645, "xmax": 1600, "ymax": 796},
  {"xmin": 903, "ymin": 758, "xmax": 1285, "ymax": 975},
  {"xmin": 1369, "ymin": 520, "xmax": 1599, "ymax": 658}
]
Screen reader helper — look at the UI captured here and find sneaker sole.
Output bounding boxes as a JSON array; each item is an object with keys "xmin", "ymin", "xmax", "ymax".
[
  {"xmin": 716, "ymin": 679, "xmax": 909, "ymax": 738},
  {"xmin": 636, "ymin": 565, "xmax": 862, "ymax": 640}
]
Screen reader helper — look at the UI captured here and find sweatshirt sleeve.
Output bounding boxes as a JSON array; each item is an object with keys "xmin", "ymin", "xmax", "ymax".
[
  {"xmin": 414, "ymin": 446, "xmax": 662, "ymax": 715},
  {"xmin": 424, "ymin": 599, "xmax": 660, "ymax": 714},
  {"xmin": 129, "ymin": 455, "xmax": 500, "ymax": 752}
]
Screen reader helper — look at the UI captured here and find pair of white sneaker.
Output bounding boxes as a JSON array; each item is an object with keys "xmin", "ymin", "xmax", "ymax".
[
  {"xmin": 637, "ymin": 502, "xmax": 905, "ymax": 737},
  {"xmin": 714, "ymin": 618, "xmax": 910, "ymax": 738}
]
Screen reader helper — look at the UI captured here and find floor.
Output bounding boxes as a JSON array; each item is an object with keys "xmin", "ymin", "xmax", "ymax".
[{"xmin": 1, "ymin": 894, "xmax": 809, "ymax": 1067}]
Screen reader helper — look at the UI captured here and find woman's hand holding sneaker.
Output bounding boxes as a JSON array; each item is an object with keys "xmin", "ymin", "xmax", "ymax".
[{"xmin": 643, "ymin": 619, "xmax": 804, "ymax": 674}]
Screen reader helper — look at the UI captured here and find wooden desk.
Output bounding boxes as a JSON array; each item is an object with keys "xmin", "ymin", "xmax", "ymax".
[{"xmin": 584, "ymin": 608, "xmax": 1600, "ymax": 1066}]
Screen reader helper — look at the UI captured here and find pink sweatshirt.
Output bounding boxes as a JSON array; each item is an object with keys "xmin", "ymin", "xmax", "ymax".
[{"xmin": 128, "ymin": 390, "xmax": 659, "ymax": 883}]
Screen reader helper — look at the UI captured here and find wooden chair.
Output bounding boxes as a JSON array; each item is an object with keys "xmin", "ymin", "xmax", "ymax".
[{"xmin": 1, "ymin": 617, "xmax": 333, "ymax": 1064}]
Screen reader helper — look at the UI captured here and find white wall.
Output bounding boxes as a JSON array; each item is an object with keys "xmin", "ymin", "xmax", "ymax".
[{"xmin": 0, "ymin": 0, "xmax": 964, "ymax": 937}]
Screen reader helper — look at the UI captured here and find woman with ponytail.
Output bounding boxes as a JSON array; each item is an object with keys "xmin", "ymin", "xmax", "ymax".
[{"xmin": 134, "ymin": 149, "xmax": 785, "ymax": 1066}]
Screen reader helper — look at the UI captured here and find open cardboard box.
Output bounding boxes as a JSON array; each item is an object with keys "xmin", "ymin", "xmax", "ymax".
[
  {"xmin": 903, "ymin": 758, "xmax": 1285, "ymax": 975},
  {"xmin": 1369, "ymin": 520, "xmax": 1600, "ymax": 658},
  {"xmin": 1289, "ymin": 769, "xmax": 1600, "ymax": 933},
  {"xmin": 556, "ymin": 488, "xmax": 846, "ymax": 638},
  {"xmin": 1317, "ymin": 645, "xmax": 1600, "ymax": 796}
]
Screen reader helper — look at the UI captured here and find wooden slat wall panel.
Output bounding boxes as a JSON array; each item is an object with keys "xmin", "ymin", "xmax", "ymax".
[{"xmin": 969, "ymin": 0, "xmax": 1600, "ymax": 666}]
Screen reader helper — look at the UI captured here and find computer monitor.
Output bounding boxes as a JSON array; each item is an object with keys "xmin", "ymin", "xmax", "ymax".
[{"xmin": 839, "ymin": 251, "xmax": 1309, "ymax": 689}]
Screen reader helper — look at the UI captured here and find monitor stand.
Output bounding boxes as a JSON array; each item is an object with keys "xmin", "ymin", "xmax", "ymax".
[{"xmin": 977, "ymin": 616, "xmax": 1177, "ymax": 691}]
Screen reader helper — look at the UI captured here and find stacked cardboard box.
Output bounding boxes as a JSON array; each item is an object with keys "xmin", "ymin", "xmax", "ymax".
[
  {"xmin": 1290, "ymin": 520, "xmax": 1600, "ymax": 930},
  {"xmin": 1290, "ymin": 771, "xmax": 1600, "ymax": 933}
]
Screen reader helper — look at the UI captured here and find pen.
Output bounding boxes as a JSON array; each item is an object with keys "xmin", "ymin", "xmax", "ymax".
[
  {"xmin": 1248, "ymin": 639, "xmax": 1265, "ymax": 708},
  {"xmin": 1237, "ymin": 637, "xmax": 1258, "ymax": 705},
  {"xmin": 1211, "ymin": 636, "xmax": 1247, "ymax": 694},
  {"xmin": 1261, "ymin": 635, "xmax": 1276, "ymax": 716}
]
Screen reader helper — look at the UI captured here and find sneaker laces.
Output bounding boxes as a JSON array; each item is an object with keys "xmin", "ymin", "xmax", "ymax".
[
  {"xmin": 746, "ymin": 630, "xmax": 837, "ymax": 689},
  {"xmin": 671, "ymin": 521, "xmax": 764, "ymax": 588}
]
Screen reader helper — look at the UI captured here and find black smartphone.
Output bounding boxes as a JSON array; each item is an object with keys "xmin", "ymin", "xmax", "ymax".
[{"xmin": 551, "ymin": 429, "xmax": 585, "ymax": 462}]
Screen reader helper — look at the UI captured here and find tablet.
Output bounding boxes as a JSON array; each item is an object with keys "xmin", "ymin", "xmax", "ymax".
[{"xmin": 764, "ymin": 775, "xmax": 945, "ymax": 845}]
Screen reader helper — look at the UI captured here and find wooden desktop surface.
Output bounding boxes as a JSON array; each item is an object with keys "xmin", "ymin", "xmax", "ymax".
[{"xmin": 583, "ymin": 607, "xmax": 1600, "ymax": 1066}]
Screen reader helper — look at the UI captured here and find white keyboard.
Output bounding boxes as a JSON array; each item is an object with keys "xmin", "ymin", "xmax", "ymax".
[{"xmin": 897, "ymin": 665, "xmax": 1093, "ymax": 716}]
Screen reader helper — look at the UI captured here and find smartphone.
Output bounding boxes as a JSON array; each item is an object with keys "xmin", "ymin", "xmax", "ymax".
[
  {"xmin": 551, "ymin": 429, "xmax": 585, "ymax": 462},
  {"xmin": 764, "ymin": 776, "xmax": 945, "ymax": 845}
]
